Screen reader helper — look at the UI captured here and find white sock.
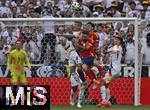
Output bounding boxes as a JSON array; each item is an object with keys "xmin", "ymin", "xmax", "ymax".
[
  {"xmin": 100, "ymin": 86, "xmax": 106, "ymax": 101},
  {"xmin": 106, "ymin": 88, "xmax": 110, "ymax": 101},
  {"xmin": 77, "ymin": 85, "xmax": 85, "ymax": 105}
]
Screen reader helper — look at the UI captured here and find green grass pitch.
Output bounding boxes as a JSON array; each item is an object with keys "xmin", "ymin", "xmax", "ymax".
[{"xmin": 51, "ymin": 105, "xmax": 150, "ymax": 110}]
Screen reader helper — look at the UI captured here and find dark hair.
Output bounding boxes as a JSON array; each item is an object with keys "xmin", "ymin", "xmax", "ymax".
[
  {"xmin": 146, "ymin": 33, "xmax": 150, "ymax": 48},
  {"xmin": 115, "ymin": 36, "xmax": 122, "ymax": 44},
  {"xmin": 77, "ymin": 0, "xmax": 82, "ymax": 3},
  {"xmin": 87, "ymin": 22, "xmax": 95, "ymax": 28},
  {"xmin": 129, "ymin": 2, "xmax": 136, "ymax": 6},
  {"xmin": 75, "ymin": 21, "xmax": 82, "ymax": 26}
]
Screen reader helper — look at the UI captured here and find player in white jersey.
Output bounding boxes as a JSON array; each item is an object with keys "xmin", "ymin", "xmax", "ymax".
[
  {"xmin": 97, "ymin": 36, "xmax": 122, "ymax": 107},
  {"xmin": 65, "ymin": 36, "xmax": 86, "ymax": 108},
  {"xmin": 56, "ymin": 21, "xmax": 89, "ymax": 108},
  {"xmin": 60, "ymin": 21, "xmax": 86, "ymax": 108}
]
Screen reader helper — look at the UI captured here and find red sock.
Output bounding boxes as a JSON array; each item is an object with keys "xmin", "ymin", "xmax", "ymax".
[
  {"xmin": 96, "ymin": 66, "xmax": 105, "ymax": 77},
  {"xmin": 84, "ymin": 69, "xmax": 96, "ymax": 80}
]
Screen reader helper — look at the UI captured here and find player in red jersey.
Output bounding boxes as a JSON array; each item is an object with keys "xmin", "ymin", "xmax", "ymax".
[
  {"xmin": 78, "ymin": 22, "xmax": 105, "ymax": 87},
  {"xmin": 78, "ymin": 22, "xmax": 112, "ymax": 107}
]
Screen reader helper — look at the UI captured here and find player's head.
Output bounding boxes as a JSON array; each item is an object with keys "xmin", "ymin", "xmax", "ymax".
[
  {"xmin": 59, "ymin": 37, "xmax": 67, "ymax": 45},
  {"xmin": 86, "ymin": 22, "xmax": 95, "ymax": 32},
  {"xmin": 73, "ymin": 21, "xmax": 82, "ymax": 31},
  {"xmin": 16, "ymin": 40, "xmax": 22, "ymax": 50}
]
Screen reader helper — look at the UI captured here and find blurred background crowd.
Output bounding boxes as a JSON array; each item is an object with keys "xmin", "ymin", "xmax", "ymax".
[
  {"xmin": 0, "ymin": 0, "xmax": 150, "ymax": 77},
  {"xmin": 0, "ymin": 0, "xmax": 150, "ymax": 18}
]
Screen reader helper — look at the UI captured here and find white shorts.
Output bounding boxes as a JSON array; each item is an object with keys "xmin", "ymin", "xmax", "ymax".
[
  {"xmin": 68, "ymin": 51, "xmax": 82, "ymax": 67},
  {"xmin": 70, "ymin": 73, "xmax": 82, "ymax": 87}
]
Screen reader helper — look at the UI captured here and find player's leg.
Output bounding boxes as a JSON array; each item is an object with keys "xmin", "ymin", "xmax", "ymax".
[
  {"xmin": 19, "ymin": 72, "xmax": 27, "ymax": 85},
  {"xmin": 76, "ymin": 64, "xmax": 87, "ymax": 108},
  {"xmin": 77, "ymin": 83, "xmax": 86, "ymax": 108},
  {"xmin": 93, "ymin": 59, "xmax": 105, "ymax": 77},
  {"xmin": 82, "ymin": 57, "xmax": 98, "ymax": 83},
  {"xmin": 97, "ymin": 73, "xmax": 111, "ymax": 107},
  {"xmin": 69, "ymin": 58, "xmax": 82, "ymax": 107},
  {"xmin": 18, "ymin": 72, "xmax": 27, "ymax": 105},
  {"xmin": 70, "ymin": 86, "xmax": 78, "ymax": 106},
  {"xmin": 76, "ymin": 64, "xmax": 85, "ymax": 84},
  {"xmin": 10, "ymin": 72, "xmax": 19, "ymax": 105},
  {"xmin": 74, "ymin": 56, "xmax": 86, "ymax": 108},
  {"xmin": 69, "ymin": 53, "xmax": 83, "ymax": 84},
  {"xmin": 11, "ymin": 72, "xmax": 18, "ymax": 85},
  {"xmin": 69, "ymin": 66, "xmax": 77, "ymax": 106}
]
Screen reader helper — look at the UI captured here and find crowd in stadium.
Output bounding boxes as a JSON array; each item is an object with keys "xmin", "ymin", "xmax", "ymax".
[
  {"xmin": 0, "ymin": 0, "xmax": 150, "ymax": 67},
  {"xmin": 0, "ymin": 0, "xmax": 150, "ymax": 18}
]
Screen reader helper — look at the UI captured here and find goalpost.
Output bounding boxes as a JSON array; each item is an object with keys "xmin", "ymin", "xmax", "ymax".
[{"xmin": 0, "ymin": 17, "xmax": 140, "ymax": 106}]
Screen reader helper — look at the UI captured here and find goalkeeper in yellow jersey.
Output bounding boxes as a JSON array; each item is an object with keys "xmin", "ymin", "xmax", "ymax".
[{"xmin": 7, "ymin": 41, "xmax": 31, "ymax": 85}]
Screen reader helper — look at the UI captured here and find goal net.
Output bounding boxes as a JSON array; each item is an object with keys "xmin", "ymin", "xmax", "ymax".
[{"xmin": 0, "ymin": 18, "xmax": 142, "ymax": 106}]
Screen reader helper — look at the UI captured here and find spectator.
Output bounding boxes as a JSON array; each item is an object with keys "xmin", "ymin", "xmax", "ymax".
[
  {"xmin": 73, "ymin": 0, "xmax": 92, "ymax": 17},
  {"xmin": 140, "ymin": 1, "xmax": 150, "ymax": 20},
  {"xmin": 19, "ymin": 5, "xmax": 28, "ymax": 18},
  {"xmin": 124, "ymin": 32, "xmax": 135, "ymax": 65},
  {"xmin": 0, "ymin": 0, "xmax": 12, "ymax": 18},
  {"xmin": 141, "ymin": 33, "xmax": 150, "ymax": 65},
  {"xmin": 11, "ymin": 6, "xmax": 17, "ymax": 18},
  {"xmin": 55, "ymin": 37, "xmax": 68, "ymax": 64},
  {"xmin": 93, "ymin": 4, "xmax": 104, "ymax": 17},
  {"xmin": 110, "ymin": 1, "xmax": 121, "ymax": 17},
  {"xmin": 127, "ymin": 1, "xmax": 140, "ymax": 17},
  {"xmin": 40, "ymin": 11, "xmax": 56, "ymax": 65},
  {"xmin": 23, "ymin": 32, "xmax": 41, "ymax": 64}
]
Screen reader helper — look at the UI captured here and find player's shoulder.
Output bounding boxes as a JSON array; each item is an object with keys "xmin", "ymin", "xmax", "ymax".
[
  {"xmin": 9, "ymin": 49, "xmax": 17, "ymax": 55},
  {"xmin": 20, "ymin": 49, "xmax": 27, "ymax": 54}
]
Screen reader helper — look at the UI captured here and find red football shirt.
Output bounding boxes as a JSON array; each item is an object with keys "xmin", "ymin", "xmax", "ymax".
[
  {"xmin": 87, "ymin": 32, "xmax": 99, "ymax": 45},
  {"xmin": 78, "ymin": 39, "xmax": 95, "ymax": 59}
]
